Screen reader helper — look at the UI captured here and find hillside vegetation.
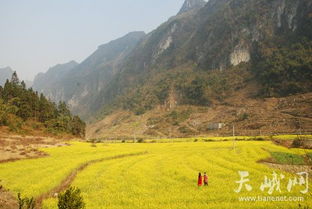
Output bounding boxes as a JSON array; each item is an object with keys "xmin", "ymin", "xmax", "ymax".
[
  {"xmin": 31, "ymin": 0, "xmax": 312, "ymax": 138},
  {"xmin": 0, "ymin": 72, "xmax": 85, "ymax": 137},
  {"xmin": 97, "ymin": 0, "xmax": 312, "ymax": 117}
]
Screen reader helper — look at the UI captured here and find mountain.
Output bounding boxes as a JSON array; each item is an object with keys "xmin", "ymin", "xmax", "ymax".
[
  {"xmin": 178, "ymin": 0, "xmax": 206, "ymax": 14},
  {"xmin": 92, "ymin": 0, "xmax": 311, "ymax": 112},
  {"xmin": 33, "ymin": 60, "xmax": 79, "ymax": 100},
  {"xmin": 24, "ymin": 80, "xmax": 33, "ymax": 88},
  {"xmin": 33, "ymin": 31, "xmax": 145, "ymax": 118},
  {"xmin": 34, "ymin": 0, "xmax": 312, "ymax": 138},
  {"xmin": 0, "ymin": 67, "xmax": 13, "ymax": 86}
]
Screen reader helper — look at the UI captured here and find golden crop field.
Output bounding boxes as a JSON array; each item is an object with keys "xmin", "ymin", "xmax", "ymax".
[{"xmin": 0, "ymin": 141, "xmax": 311, "ymax": 209}]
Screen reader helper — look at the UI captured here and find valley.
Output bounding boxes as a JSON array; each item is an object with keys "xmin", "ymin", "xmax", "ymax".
[{"xmin": 0, "ymin": 0, "xmax": 311, "ymax": 208}]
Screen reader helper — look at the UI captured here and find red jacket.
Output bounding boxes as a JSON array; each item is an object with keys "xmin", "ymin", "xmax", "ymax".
[{"xmin": 198, "ymin": 176, "xmax": 203, "ymax": 186}]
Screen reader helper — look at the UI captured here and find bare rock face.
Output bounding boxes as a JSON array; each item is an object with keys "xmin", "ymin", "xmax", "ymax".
[
  {"xmin": 230, "ymin": 44, "xmax": 250, "ymax": 66},
  {"xmin": 178, "ymin": 0, "xmax": 206, "ymax": 14}
]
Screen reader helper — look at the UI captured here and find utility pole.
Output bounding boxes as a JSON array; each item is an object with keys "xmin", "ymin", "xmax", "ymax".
[
  {"xmin": 232, "ymin": 124, "xmax": 236, "ymax": 152},
  {"xmin": 133, "ymin": 132, "xmax": 136, "ymax": 143},
  {"xmin": 299, "ymin": 119, "xmax": 302, "ymax": 135},
  {"xmin": 297, "ymin": 118, "xmax": 302, "ymax": 140},
  {"xmin": 170, "ymin": 128, "xmax": 173, "ymax": 143}
]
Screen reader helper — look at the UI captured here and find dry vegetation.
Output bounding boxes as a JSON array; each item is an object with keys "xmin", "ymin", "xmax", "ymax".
[
  {"xmin": 0, "ymin": 128, "xmax": 73, "ymax": 163},
  {"xmin": 87, "ymin": 89, "xmax": 312, "ymax": 140}
]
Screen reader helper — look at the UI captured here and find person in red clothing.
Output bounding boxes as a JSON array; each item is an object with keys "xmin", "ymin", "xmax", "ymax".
[
  {"xmin": 198, "ymin": 172, "xmax": 203, "ymax": 187},
  {"xmin": 204, "ymin": 172, "xmax": 208, "ymax": 186}
]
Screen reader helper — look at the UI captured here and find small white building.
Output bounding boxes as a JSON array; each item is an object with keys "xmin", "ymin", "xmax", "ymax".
[{"xmin": 208, "ymin": 123, "xmax": 225, "ymax": 130}]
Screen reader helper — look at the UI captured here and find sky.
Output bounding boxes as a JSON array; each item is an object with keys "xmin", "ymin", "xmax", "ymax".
[{"xmin": 0, "ymin": 0, "xmax": 185, "ymax": 81}]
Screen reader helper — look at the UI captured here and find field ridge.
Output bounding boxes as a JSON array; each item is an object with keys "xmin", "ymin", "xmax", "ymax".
[{"xmin": 35, "ymin": 151, "xmax": 148, "ymax": 209}]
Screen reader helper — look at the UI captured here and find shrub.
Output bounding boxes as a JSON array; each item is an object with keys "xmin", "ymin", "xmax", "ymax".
[
  {"xmin": 178, "ymin": 126, "xmax": 195, "ymax": 135},
  {"xmin": 17, "ymin": 193, "xmax": 35, "ymax": 209},
  {"xmin": 58, "ymin": 187, "xmax": 85, "ymax": 209},
  {"xmin": 292, "ymin": 139, "xmax": 304, "ymax": 148},
  {"xmin": 137, "ymin": 139, "xmax": 144, "ymax": 143},
  {"xmin": 237, "ymin": 113, "xmax": 249, "ymax": 121}
]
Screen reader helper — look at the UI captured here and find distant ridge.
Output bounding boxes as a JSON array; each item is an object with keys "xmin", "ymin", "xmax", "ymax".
[
  {"xmin": 0, "ymin": 67, "xmax": 13, "ymax": 86},
  {"xmin": 178, "ymin": 0, "xmax": 206, "ymax": 14}
]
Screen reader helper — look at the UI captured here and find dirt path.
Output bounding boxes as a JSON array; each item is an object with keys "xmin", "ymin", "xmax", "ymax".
[
  {"xmin": 35, "ymin": 151, "xmax": 148, "ymax": 209},
  {"xmin": 0, "ymin": 186, "xmax": 18, "ymax": 209}
]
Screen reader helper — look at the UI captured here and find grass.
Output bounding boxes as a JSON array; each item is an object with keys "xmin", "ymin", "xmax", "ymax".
[
  {"xmin": 270, "ymin": 152, "xmax": 305, "ymax": 165},
  {"xmin": 0, "ymin": 140, "xmax": 311, "ymax": 209}
]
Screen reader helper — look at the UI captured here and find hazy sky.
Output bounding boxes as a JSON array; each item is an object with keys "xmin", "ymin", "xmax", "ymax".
[{"xmin": 0, "ymin": 0, "xmax": 185, "ymax": 81}]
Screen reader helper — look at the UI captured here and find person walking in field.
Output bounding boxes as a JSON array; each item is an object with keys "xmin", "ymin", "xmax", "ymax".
[
  {"xmin": 198, "ymin": 172, "xmax": 203, "ymax": 187},
  {"xmin": 204, "ymin": 172, "xmax": 208, "ymax": 186}
]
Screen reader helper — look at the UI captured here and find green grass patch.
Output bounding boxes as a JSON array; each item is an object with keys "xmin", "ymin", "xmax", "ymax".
[
  {"xmin": 270, "ymin": 152, "xmax": 305, "ymax": 165},
  {"xmin": 306, "ymin": 152, "xmax": 312, "ymax": 161}
]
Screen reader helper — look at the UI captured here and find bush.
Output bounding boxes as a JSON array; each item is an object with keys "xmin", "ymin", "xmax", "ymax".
[
  {"xmin": 58, "ymin": 187, "xmax": 85, "ymax": 209},
  {"xmin": 137, "ymin": 138, "xmax": 145, "ymax": 143},
  {"xmin": 178, "ymin": 126, "xmax": 195, "ymax": 135},
  {"xmin": 292, "ymin": 138, "xmax": 304, "ymax": 148},
  {"xmin": 8, "ymin": 115, "xmax": 23, "ymax": 132},
  {"xmin": 17, "ymin": 193, "xmax": 35, "ymax": 209}
]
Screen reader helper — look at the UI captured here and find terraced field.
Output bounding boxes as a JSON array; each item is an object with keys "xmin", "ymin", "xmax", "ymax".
[{"xmin": 0, "ymin": 141, "xmax": 311, "ymax": 209}]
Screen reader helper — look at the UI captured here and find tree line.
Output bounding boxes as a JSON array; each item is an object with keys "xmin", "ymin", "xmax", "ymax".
[{"xmin": 0, "ymin": 72, "xmax": 85, "ymax": 137}]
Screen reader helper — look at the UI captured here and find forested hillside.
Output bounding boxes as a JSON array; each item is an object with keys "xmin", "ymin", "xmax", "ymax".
[{"xmin": 0, "ymin": 72, "xmax": 85, "ymax": 137}]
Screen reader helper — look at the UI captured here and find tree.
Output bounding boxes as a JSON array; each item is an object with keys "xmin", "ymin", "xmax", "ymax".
[
  {"xmin": 58, "ymin": 101, "xmax": 71, "ymax": 117},
  {"xmin": 39, "ymin": 94, "xmax": 56, "ymax": 122},
  {"xmin": 11, "ymin": 71, "xmax": 20, "ymax": 85},
  {"xmin": 71, "ymin": 116, "xmax": 86, "ymax": 137},
  {"xmin": 21, "ymin": 81, "xmax": 26, "ymax": 89},
  {"xmin": 0, "ymin": 72, "xmax": 86, "ymax": 137},
  {"xmin": 58, "ymin": 187, "xmax": 85, "ymax": 209},
  {"xmin": 0, "ymin": 86, "xmax": 3, "ymax": 98},
  {"xmin": 181, "ymin": 77, "xmax": 210, "ymax": 105}
]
